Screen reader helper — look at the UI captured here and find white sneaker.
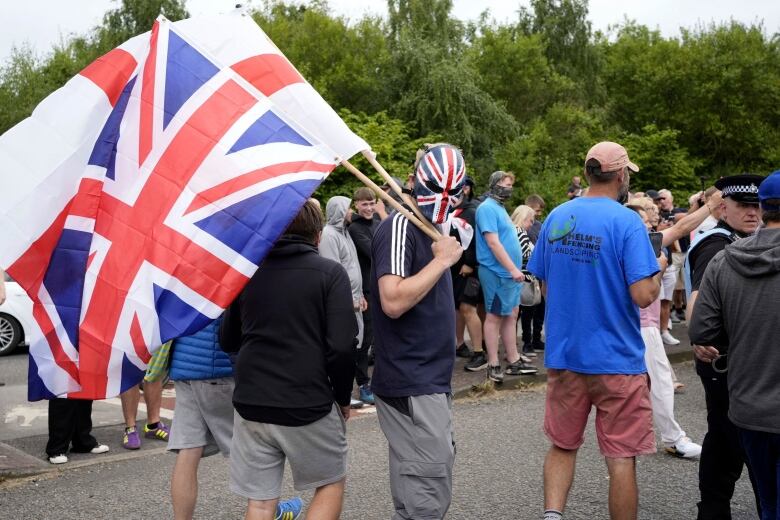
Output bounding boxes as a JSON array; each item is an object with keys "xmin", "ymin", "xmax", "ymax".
[
  {"xmin": 661, "ymin": 331, "xmax": 680, "ymax": 345},
  {"xmin": 665, "ymin": 437, "xmax": 702, "ymax": 459},
  {"xmin": 90, "ymin": 444, "xmax": 109, "ymax": 454},
  {"xmin": 48, "ymin": 454, "xmax": 68, "ymax": 464},
  {"xmin": 349, "ymin": 398, "xmax": 364, "ymax": 409}
]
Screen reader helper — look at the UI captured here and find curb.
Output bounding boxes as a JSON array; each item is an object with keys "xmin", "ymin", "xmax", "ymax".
[
  {"xmin": 452, "ymin": 349, "xmax": 694, "ymax": 400},
  {"xmin": 0, "ymin": 444, "xmax": 170, "ymax": 485}
]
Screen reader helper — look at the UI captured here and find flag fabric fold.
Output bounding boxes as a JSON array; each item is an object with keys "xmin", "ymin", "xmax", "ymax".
[{"xmin": 0, "ymin": 12, "xmax": 369, "ymax": 400}]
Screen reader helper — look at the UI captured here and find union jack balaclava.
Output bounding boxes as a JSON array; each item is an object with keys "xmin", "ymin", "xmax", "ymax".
[{"xmin": 413, "ymin": 144, "xmax": 466, "ymax": 224}]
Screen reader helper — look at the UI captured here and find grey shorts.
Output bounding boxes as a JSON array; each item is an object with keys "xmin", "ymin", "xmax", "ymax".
[
  {"xmin": 229, "ymin": 404, "xmax": 347, "ymax": 500},
  {"xmin": 167, "ymin": 377, "xmax": 235, "ymax": 458}
]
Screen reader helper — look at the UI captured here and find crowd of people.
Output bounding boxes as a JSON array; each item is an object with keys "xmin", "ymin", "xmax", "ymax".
[{"xmin": 16, "ymin": 139, "xmax": 780, "ymax": 520}]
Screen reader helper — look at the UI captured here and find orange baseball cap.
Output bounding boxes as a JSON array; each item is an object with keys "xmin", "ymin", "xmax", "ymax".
[{"xmin": 585, "ymin": 141, "xmax": 639, "ymax": 173}]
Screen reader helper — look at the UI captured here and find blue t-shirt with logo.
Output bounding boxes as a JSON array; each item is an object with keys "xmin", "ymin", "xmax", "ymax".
[
  {"xmin": 476, "ymin": 197, "xmax": 522, "ymax": 278},
  {"xmin": 527, "ymin": 197, "xmax": 659, "ymax": 374}
]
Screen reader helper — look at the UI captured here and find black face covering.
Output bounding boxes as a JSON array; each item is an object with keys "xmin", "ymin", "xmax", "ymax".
[{"xmin": 490, "ymin": 185, "xmax": 513, "ymax": 202}]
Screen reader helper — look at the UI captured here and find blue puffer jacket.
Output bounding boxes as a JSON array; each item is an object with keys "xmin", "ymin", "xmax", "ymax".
[{"xmin": 169, "ymin": 318, "xmax": 233, "ymax": 381}]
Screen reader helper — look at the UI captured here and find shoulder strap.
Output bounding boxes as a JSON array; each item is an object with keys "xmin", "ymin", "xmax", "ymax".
[{"xmin": 683, "ymin": 228, "xmax": 734, "ymax": 298}]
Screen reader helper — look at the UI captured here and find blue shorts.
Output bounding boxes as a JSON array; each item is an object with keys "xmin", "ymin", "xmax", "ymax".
[{"xmin": 478, "ymin": 268, "xmax": 520, "ymax": 316}]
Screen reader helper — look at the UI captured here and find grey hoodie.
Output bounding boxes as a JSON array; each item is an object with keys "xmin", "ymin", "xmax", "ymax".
[
  {"xmin": 689, "ymin": 227, "xmax": 780, "ymax": 433},
  {"xmin": 320, "ymin": 196, "xmax": 362, "ymax": 306}
]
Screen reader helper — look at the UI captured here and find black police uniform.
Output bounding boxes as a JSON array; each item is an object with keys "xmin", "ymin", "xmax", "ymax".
[{"xmin": 687, "ymin": 174, "xmax": 764, "ymax": 519}]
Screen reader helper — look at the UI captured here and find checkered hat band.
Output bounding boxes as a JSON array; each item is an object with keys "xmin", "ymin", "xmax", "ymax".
[{"xmin": 722, "ymin": 184, "xmax": 759, "ymax": 197}]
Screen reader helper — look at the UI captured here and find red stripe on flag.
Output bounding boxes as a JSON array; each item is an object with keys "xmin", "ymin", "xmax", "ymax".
[
  {"xmin": 231, "ymin": 54, "xmax": 304, "ymax": 97},
  {"xmin": 86, "ymin": 252, "xmax": 97, "ymax": 270},
  {"xmin": 184, "ymin": 161, "xmax": 334, "ymax": 215},
  {"xmin": 139, "ymin": 21, "xmax": 160, "ymax": 167},
  {"xmin": 69, "ymin": 178, "xmax": 104, "ymax": 219},
  {"xmin": 130, "ymin": 314, "xmax": 152, "ymax": 364},
  {"xmin": 444, "ymin": 147, "xmax": 454, "ymax": 191},
  {"xmin": 7, "ymin": 207, "xmax": 70, "ymax": 297},
  {"xmin": 31, "ymin": 300, "xmax": 81, "ymax": 384},
  {"xmin": 80, "ymin": 48, "xmax": 138, "ymax": 107}
]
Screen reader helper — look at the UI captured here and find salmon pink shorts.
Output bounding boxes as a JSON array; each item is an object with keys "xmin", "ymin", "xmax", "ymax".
[{"xmin": 544, "ymin": 369, "xmax": 655, "ymax": 458}]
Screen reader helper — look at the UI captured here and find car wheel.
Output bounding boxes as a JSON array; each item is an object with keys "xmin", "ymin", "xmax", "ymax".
[{"xmin": 0, "ymin": 314, "xmax": 22, "ymax": 356}]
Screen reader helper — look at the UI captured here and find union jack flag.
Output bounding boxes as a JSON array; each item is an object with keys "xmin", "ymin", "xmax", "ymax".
[{"xmin": 0, "ymin": 13, "xmax": 368, "ymax": 400}]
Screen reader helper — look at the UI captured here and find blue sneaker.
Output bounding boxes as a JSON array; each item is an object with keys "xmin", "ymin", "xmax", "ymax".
[
  {"xmin": 275, "ymin": 497, "xmax": 303, "ymax": 520},
  {"xmin": 359, "ymin": 384, "xmax": 375, "ymax": 405}
]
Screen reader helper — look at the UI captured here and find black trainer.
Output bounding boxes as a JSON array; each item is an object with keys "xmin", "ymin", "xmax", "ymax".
[
  {"xmin": 505, "ymin": 360, "xmax": 539, "ymax": 376},
  {"xmin": 464, "ymin": 351, "xmax": 488, "ymax": 372},
  {"xmin": 456, "ymin": 343, "xmax": 472, "ymax": 358},
  {"xmin": 533, "ymin": 340, "xmax": 546, "ymax": 352},
  {"xmin": 488, "ymin": 364, "xmax": 504, "ymax": 383}
]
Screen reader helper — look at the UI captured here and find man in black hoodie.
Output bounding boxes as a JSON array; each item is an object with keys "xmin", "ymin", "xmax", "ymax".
[
  {"xmin": 690, "ymin": 170, "xmax": 780, "ymax": 520},
  {"xmin": 220, "ymin": 199, "xmax": 357, "ymax": 520}
]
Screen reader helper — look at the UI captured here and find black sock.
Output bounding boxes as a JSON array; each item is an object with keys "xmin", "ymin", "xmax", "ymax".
[{"xmin": 146, "ymin": 422, "xmax": 159, "ymax": 430}]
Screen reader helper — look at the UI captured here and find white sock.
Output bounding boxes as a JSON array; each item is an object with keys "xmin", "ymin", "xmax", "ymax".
[{"xmin": 543, "ymin": 510, "xmax": 563, "ymax": 520}]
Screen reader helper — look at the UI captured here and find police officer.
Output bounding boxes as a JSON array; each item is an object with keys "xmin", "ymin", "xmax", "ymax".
[{"xmin": 685, "ymin": 174, "xmax": 764, "ymax": 519}]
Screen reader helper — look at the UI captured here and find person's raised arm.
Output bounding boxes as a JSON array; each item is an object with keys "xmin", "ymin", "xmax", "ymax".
[
  {"xmin": 378, "ymin": 235, "xmax": 462, "ymax": 319},
  {"xmin": 661, "ymin": 191, "xmax": 722, "ymax": 246}
]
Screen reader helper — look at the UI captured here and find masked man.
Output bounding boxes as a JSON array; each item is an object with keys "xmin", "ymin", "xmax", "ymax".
[{"xmin": 370, "ymin": 143, "xmax": 465, "ymax": 520}]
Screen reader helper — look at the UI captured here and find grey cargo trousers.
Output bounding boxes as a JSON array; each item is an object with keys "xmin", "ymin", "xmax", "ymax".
[{"xmin": 376, "ymin": 393, "xmax": 455, "ymax": 520}]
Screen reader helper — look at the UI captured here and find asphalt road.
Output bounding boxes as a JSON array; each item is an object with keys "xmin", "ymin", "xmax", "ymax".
[{"xmin": 0, "ymin": 359, "xmax": 758, "ymax": 520}]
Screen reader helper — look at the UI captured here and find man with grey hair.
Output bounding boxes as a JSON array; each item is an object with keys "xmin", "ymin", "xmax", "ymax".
[{"xmin": 476, "ymin": 171, "xmax": 538, "ymax": 382}]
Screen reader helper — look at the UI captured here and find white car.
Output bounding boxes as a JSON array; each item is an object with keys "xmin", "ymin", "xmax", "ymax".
[{"xmin": 0, "ymin": 272, "xmax": 34, "ymax": 355}]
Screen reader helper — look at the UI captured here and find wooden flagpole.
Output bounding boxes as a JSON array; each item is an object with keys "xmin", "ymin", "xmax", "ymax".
[
  {"xmin": 360, "ymin": 150, "xmax": 440, "ymax": 238},
  {"xmin": 340, "ymin": 159, "xmax": 441, "ymax": 242}
]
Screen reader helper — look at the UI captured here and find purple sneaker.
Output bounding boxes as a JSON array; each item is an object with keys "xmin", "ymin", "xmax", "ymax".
[
  {"xmin": 143, "ymin": 421, "xmax": 170, "ymax": 441},
  {"xmin": 123, "ymin": 426, "xmax": 140, "ymax": 450}
]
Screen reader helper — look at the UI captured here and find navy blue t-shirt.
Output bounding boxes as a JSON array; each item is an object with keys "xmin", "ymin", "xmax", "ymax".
[{"xmin": 369, "ymin": 212, "xmax": 455, "ymax": 397}]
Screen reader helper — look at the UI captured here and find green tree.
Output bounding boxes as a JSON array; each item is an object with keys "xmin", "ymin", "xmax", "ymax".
[
  {"xmin": 314, "ymin": 110, "xmax": 441, "ymax": 202},
  {"xmin": 621, "ymin": 124, "xmax": 701, "ymax": 198},
  {"xmin": 494, "ymin": 103, "xmax": 610, "ymax": 208},
  {"xmin": 97, "ymin": 0, "xmax": 189, "ymax": 51},
  {"xmin": 466, "ymin": 26, "xmax": 574, "ymax": 125},
  {"xmin": 253, "ymin": 2, "xmax": 391, "ymax": 114},
  {"xmin": 384, "ymin": 0, "xmax": 518, "ymax": 160},
  {"xmin": 386, "ymin": 0, "xmax": 463, "ymax": 53},
  {"xmin": 517, "ymin": 0, "xmax": 602, "ymax": 100},
  {"xmin": 603, "ymin": 21, "xmax": 780, "ymax": 181}
]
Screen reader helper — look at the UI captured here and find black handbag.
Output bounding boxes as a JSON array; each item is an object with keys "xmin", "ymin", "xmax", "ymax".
[{"xmin": 462, "ymin": 276, "xmax": 481, "ymax": 299}]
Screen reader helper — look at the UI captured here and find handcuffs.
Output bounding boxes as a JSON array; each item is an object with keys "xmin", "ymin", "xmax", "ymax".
[{"xmin": 712, "ymin": 354, "xmax": 728, "ymax": 373}]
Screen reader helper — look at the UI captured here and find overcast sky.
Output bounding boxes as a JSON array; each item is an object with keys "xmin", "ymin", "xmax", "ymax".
[{"xmin": 1, "ymin": 0, "xmax": 778, "ymax": 62}]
